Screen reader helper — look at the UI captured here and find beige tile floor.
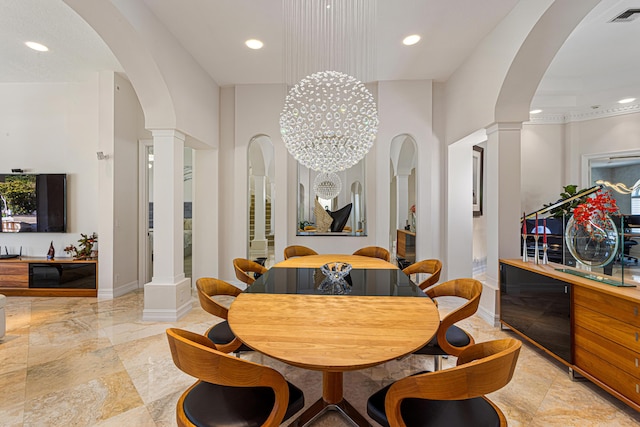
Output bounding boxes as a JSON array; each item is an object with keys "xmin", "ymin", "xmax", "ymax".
[{"xmin": 1, "ymin": 289, "xmax": 640, "ymax": 426}]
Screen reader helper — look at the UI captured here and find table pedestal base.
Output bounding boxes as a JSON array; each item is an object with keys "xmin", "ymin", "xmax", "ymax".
[
  {"xmin": 289, "ymin": 371, "xmax": 372, "ymax": 427},
  {"xmin": 290, "ymin": 397, "xmax": 372, "ymax": 427}
]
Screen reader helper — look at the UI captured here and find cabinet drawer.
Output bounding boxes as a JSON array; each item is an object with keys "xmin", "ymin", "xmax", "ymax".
[
  {"xmin": 575, "ymin": 325, "xmax": 640, "ymax": 380},
  {"xmin": 575, "ymin": 346, "xmax": 640, "ymax": 406},
  {"xmin": 574, "ymin": 304, "xmax": 640, "ymax": 352},
  {"xmin": 574, "ymin": 286, "xmax": 640, "ymax": 327},
  {"xmin": 0, "ymin": 263, "xmax": 28, "ymax": 288}
]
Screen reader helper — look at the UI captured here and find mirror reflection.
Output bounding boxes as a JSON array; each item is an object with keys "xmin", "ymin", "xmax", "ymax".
[{"xmin": 297, "ymin": 159, "xmax": 366, "ymax": 236}]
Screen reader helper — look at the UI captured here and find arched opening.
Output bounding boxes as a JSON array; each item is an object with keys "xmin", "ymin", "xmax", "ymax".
[
  {"xmin": 390, "ymin": 134, "xmax": 417, "ymax": 264},
  {"xmin": 248, "ymin": 135, "xmax": 275, "ymax": 267}
]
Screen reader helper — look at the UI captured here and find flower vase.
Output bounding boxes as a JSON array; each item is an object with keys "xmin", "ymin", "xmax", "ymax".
[
  {"xmin": 565, "ymin": 214, "xmax": 618, "ymax": 268},
  {"xmin": 410, "ymin": 213, "xmax": 416, "ymax": 233}
]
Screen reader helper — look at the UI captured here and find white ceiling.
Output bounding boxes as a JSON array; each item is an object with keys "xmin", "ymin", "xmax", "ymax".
[{"xmin": 1, "ymin": 0, "xmax": 640, "ymax": 119}]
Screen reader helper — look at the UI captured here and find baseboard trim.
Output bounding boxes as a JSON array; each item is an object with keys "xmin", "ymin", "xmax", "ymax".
[{"xmin": 97, "ymin": 280, "xmax": 139, "ymax": 300}]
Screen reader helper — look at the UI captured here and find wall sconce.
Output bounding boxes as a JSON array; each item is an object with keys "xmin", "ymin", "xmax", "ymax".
[{"xmin": 96, "ymin": 151, "xmax": 110, "ymax": 160}]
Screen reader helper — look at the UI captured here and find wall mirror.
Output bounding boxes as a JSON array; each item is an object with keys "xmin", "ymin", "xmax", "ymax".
[
  {"xmin": 248, "ymin": 135, "xmax": 275, "ymax": 262},
  {"xmin": 297, "ymin": 159, "xmax": 366, "ymax": 236}
]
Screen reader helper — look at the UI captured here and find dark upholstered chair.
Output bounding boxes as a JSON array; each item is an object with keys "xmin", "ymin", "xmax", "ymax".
[
  {"xmin": 233, "ymin": 258, "xmax": 267, "ymax": 286},
  {"xmin": 166, "ymin": 328, "xmax": 305, "ymax": 427},
  {"xmin": 413, "ymin": 278, "xmax": 482, "ymax": 371},
  {"xmin": 284, "ymin": 245, "xmax": 318, "ymax": 260},
  {"xmin": 402, "ymin": 259, "xmax": 443, "ymax": 290},
  {"xmin": 367, "ymin": 338, "xmax": 521, "ymax": 427},
  {"xmin": 353, "ymin": 246, "xmax": 391, "ymax": 262},
  {"xmin": 195, "ymin": 277, "xmax": 252, "ymax": 355}
]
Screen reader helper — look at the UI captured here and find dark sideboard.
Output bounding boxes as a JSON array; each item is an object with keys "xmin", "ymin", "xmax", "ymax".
[
  {"xmin": 0, "ymin": 257, "xmax": 97, "ymax": 297},
  {"xmin": 500, "ymin": 259, "xmax": 640, "ymax": 412}
]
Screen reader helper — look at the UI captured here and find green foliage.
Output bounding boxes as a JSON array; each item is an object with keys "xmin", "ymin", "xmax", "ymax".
[
  {"xmin": 0, "ymin": 175, "xmax": 36, "ymax": 215},
  {"xmin": 543, "ymin": 185, "xmax": 588, "ymax": 218},
  {"xmin": 64, "ymin": 233, "xmax": 98, "ymax": 259}
]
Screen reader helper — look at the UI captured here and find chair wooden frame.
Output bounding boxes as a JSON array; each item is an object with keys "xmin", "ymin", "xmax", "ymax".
[
  {"xmin": 352, "ymin": 246, "xmax": 391, "ymax": 262},
  {"xmin": 195, "ymin": 277, "xmax": 243, "ymax": 354},
  {"xmin": 283, "ymin": 245, "xmax": 318, "ymax": 260},
  {"xmin": 166, "ymin": 328, "xmax": 292, "ymax": 427},
  {"xmin": 402, "ymin": 259, "xmax": 443, "ymax": 290},
  {"xmin": 425, "ymin": 278, "xmax": 482, "ymax": 357},
  {"xmin": 383, "ymin": 338, "xmax": 521, "ymax": 427},
  {"xmin": 233, "ymin": 258, "xmax": 268, "ymax": 286}
]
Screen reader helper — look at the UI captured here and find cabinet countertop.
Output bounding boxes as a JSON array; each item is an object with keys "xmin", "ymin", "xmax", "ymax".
[{"xmin": 500, "ymin": 258, "xmax": 640, "ymax": 303}]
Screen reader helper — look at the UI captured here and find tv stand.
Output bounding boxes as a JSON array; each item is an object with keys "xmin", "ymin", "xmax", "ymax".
[{"xmin": 0, "ymin": 257, "xmax": 97, "ymax": 297}]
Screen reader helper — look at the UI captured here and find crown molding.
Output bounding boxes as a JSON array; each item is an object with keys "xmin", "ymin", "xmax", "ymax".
[{"xmin": 526, "ymin": 103, "xmax": 640, "ymax": 125}]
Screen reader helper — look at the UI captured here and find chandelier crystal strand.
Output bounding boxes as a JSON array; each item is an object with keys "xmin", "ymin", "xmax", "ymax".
[
  {"xmin": 313, "ymin": 172, "xmax": 342, "ymax": 199},
  {"xmin": 281, "ymin": 0, "xmax": 378, "ymax": 173}
]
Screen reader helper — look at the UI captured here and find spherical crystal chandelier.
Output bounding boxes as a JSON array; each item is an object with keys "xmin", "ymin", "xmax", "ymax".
[
  {"xmin": 313, "ymin": 172, "xmax": 342, "ymax": 199},
  {"xmin": 280, "ymin": 71, "xmax": 378, "ymax": 173}
]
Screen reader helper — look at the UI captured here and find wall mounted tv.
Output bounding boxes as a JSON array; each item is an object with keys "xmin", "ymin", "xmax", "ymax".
[{"xmin": 0, "ymin": 174, "xmax": 67, "ymax": 233}]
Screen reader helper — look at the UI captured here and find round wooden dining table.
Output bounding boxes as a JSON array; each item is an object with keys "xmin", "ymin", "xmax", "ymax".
[{"xmin": 228, "ymin": 255, "xmax": 440, "ymax": 427}]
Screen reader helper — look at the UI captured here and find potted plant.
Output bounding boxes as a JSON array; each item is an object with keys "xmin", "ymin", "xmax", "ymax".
[{"xmin": 64, "ymin": 232, "xmax": 98, "ymax": 260}]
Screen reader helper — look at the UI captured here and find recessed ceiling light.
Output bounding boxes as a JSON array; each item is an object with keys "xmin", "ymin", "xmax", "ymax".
[
  {"xmin": 618, "ymin": 97, "xmax": 636, "ymax": 104},
  {"xmin": 402, "ymin": 35, "xmax": 421, "ymax": 46},
  {"xmin": 530, "ymin": 109, "xmax": 542, "ymax": 114},
  {"xmin": 25, "ymin": 41, "xmax": 49, "ymax": 52},
  {"xmin": 245, "ymin": 39, "xmax": 264, "ymax": 50}
]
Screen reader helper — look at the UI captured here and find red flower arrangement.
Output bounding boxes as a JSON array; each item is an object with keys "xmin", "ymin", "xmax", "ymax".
[{"xmin": 572, "ymin": 190, "xmax": 619, "ymax": 228}]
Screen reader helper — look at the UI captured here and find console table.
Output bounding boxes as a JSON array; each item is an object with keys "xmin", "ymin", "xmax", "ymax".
[
  {"xmin": 500, "ymin": 259, "xmax": 640, "ymax": 411},
  {"xmin": 0, "ymin": 257, "xmax": 97, "ymax": 297},
  {"xmin": 397, "ymin": 229, "xmax": 415, "ymax": 264}
]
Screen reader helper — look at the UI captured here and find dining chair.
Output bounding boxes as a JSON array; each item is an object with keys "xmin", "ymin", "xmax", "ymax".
[
  {"xmin": 283, "ymin": 245, "xmax": 318, "ymax": 260},
  {"xmin": 166, "ymin": 328, "xmax": 305, "ymax": 427},
  {"xmin": 367, "ymin": 338, "xmax": 521, "ymax": 427},
  {"xmin": 352, "ymin": 246, "xmax": 391, "ymax": 262},
  {"xmin": 402, "ymin": 259, "xmax": 442, "ymax": 290},
  {"xmin": 413, "ymin": 278, "xmax": 482, "ymax": 371},
  {"xmin": 233, "ymin": 258, "xmax": 268, "ymax": 286},
  {"xmin": 195, "ymin": 277, "xmax": 252, "ymax": 355}
]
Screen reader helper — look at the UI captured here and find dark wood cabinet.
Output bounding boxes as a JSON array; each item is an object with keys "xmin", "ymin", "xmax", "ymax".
[{"xmin": 0, "ymin": 258, "xmax": 97, "ymax": 296}]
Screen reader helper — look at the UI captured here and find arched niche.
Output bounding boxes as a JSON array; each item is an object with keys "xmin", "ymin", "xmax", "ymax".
[
  {"xmin": 390, "ymin": 134, "xmax": 417, "ymax": 223},
  {"xmin": 248, "ymin": 135, "xmax": 275, "ymax": 264}
]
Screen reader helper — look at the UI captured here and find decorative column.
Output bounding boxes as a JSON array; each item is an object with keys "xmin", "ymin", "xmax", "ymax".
[
  {"xmin": 484, "ymin": 122, "xmax": 522, "ymax": 324},
  {"xmin": 143, "ymin": 129, "xmax": 192, "ymax": 321},
  {"xmin": 250, "ymin": 175, "xmax": 268, "ymax": 258}
]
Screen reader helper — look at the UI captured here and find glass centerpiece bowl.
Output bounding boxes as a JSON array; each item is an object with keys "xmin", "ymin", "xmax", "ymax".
[
  {"xmin": 319, "ymin": 262, "xmax": 353, "ymax": 294},
  {"xmin": 565, "ymin": 190, "xmax": 619, "ymax": 268}
]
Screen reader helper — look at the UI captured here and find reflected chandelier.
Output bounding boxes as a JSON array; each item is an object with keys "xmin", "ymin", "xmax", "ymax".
[
  {"xmin": 280, "ymin": 0, "xmax": 378, "ymax": 174},
  {"xmin": 313, "ymin": 172, "xmax": 342, "ymax": 200}
]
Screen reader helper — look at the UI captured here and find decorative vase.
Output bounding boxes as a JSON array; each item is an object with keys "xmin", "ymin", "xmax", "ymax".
[
  {"xmin": 318, "ymin": 262, "xmax": 352, "ymax": 294},
  {"xmin": 565, "ymin": 214, "xmax": 618, "ymax": 268}
]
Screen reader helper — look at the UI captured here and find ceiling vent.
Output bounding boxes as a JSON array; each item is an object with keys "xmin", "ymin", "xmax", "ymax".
[{"xmin": 610, "ymin": 9, "xmax": 640, "ymax": 22}]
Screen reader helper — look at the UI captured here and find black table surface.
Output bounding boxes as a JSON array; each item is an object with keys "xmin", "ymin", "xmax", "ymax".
[{"xmin": 246, "ymin": 266, "xmax": 426, "ymax": 297}]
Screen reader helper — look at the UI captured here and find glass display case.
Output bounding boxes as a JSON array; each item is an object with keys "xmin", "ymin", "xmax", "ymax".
[{"xmin": 522, "ymin": 185, "xmax": 639, "ymax": 287}]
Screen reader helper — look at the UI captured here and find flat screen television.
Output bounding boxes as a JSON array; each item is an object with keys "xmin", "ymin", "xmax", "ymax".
[{"xmin": 0, "ymin": 174, "xmax": 67, "ymax": 233}]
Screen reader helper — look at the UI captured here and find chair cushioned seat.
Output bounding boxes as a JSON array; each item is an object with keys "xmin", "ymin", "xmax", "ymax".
[
  {"xmin": 413, "ymin": 325, "xmax": 470, "ymax": 355},
  {"xmin": 207, "ymin": 321, "xmax": 253, "ymax": 352},
  {"xmin": 184, "ymin": 380, "xmax": 305, "ymax": 427},
  {"xmin": 367, "ymin": 380, "xmax": 501, "ymax": 427}
]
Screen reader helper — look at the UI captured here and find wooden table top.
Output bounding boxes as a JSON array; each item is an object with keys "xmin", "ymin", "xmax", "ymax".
[
  {"xmin": 274, "ymin": 254, "xmax": 397, "ymax": 269},
  {"xmin": 228, "ymin": 293, "xmax": 439, "ymax": 371}
]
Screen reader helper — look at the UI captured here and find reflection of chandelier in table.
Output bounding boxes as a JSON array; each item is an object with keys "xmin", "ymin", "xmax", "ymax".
[{"xmin": 280, "ymin": 0, "xmax": 378, "ymax": 178}]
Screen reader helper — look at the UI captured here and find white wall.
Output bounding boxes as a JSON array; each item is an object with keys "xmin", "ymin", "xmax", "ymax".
[
  {"xmin": 112, "ymin": 73, "xmax": 148, "ymax": 295},
  {"xmin": 0, "ymin": 80, "xmax": 100, "ymax": 257},
  {"xmin": 377, "ymin": 80, "xmax": 440, "ymax": 261},
  {"xmin": 522, "ymin": 112, "xmax": 640, "ymax": 212},
  {"xmin": 520, "ymin": 123, "xmax": 565, "ymax": 214}
]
